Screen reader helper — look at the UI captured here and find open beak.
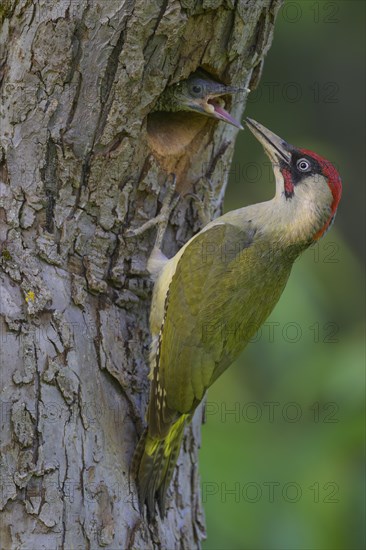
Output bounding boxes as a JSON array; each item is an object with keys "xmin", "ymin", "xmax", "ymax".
[
  {"xmin": 204, "ymin": 97, "xmax": 244, "ymax": 129},
  {"xmin": 192, "ymin": 85, "xmax": 246, "ymax": 129},
  {"xmin": 245, "ymin": 118, "xmax": 292, "ymax": 164}
]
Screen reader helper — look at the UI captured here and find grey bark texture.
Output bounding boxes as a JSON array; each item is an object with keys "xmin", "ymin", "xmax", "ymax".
[{"xmin": 0, "ymin": 1, "xmax": 282, "ymax": 548}]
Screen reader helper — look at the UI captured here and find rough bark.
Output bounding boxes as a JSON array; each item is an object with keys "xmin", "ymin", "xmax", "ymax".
[{"xmin": 0, "ymin": 1, "xmax": 282, "ymax": 548}]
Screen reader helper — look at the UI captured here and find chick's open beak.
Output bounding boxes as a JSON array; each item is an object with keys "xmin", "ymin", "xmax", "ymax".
[
  {"xmin": 190, "ymin": 83, "xmax": 247, "ymax": 129},
  {"xmin": 204, "ymin": 97, "xmax": 244, "ymax": 129}
]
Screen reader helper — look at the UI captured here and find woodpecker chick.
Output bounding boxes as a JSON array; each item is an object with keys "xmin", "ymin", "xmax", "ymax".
[
  {"xmin": 133, "ymin": 119, "xmax": 342, "ymax": 517},
  {"xmin": 154, "ymin": 70, "xmax": 246, "ymax": 129}
]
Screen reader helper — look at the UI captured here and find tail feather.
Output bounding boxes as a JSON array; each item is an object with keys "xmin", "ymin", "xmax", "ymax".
[
  {"xmin": 145, "ymin": 439, "xmax": 165, "ymax": 514},
  {"xmin": 131, "ymin": 427, "xmax": 148, "ymax": 480},
  {"xmin": 132, "ymin": 417, "xmax": 187, "ymax": 516},
  {"xmin": 157, "ymin": 424, "xmax": 185, "ymax": 514}
]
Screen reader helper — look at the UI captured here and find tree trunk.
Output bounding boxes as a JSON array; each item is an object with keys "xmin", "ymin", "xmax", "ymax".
[{"xmin": 0, "ymin": 1, "xmax": 282, "ymax": 548}]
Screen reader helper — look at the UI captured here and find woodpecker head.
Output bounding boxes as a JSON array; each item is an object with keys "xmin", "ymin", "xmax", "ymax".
[
  {"xmin": 245, "ymin": 118, "xmax": 342, "ymax": 241},
  {"xmin": 154, "ymin": 70, "xmax": 245, "ymax": 129}
]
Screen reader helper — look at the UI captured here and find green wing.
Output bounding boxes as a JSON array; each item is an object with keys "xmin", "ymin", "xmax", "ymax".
[{"xmin": 157, "ymin": 222, "xmax": 257, "ymax": 417}]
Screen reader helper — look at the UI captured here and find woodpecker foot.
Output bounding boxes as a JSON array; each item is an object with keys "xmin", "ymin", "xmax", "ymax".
[
  {"xmin": 154, "ymin": 174, "xmax": 179, "ymax": 251},
  {"xmin": 126, "ymin": 174, "xmax": 179, "ymax": 249},
  {"xmin": 187, "ymin": 176, "xmax": 225, "ymax": 227},
  {"xmin": 186, "ymin": 191, "xmax": 212, "ymax": 227}
]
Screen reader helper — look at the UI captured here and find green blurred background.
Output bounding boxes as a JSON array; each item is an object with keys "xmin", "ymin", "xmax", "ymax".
[{"xmin": 200, "ymin": 2, "xmax": 365, "ymax": 549}]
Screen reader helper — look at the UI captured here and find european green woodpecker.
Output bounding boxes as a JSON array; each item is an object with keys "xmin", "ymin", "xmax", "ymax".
[
  {"xmin": 154, "ymin": 70, "xmax": 245, "ymax": 129},
  {"xmin": 133, "ymin": 118, "xmax": 342, "ymax": 516}
]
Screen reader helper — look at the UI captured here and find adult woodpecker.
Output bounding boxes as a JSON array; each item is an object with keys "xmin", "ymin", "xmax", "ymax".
[
  {"xmin": 153, "ymin": 70, "xmax": 245, "ymax": 129},
  {"xmin": 133, "ymin": 118, "xmax": 342, "ymax": 516}
]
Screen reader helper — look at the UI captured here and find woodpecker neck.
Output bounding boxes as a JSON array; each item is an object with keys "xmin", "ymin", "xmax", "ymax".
[
  {"xmin": 220, "ymin": 183, "xmax": 333, "ymax": 254},
  {"xmin": 270, "ymin": 192, "xmax": 332, "ymax": 246},
  {"xmin": 267, "ymin": 163, "xmax": 336, "ymax": 246}
]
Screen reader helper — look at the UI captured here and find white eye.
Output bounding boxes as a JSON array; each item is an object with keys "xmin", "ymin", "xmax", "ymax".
[{"xmin": 297, "ymin": 158, "xmax": 311, "ymax": 172}]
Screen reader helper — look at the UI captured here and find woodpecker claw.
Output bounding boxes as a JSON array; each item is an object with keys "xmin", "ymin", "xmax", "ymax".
[{"xmin": 126, "ymin": 174, "xmax": 179, "ymax": 250}]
